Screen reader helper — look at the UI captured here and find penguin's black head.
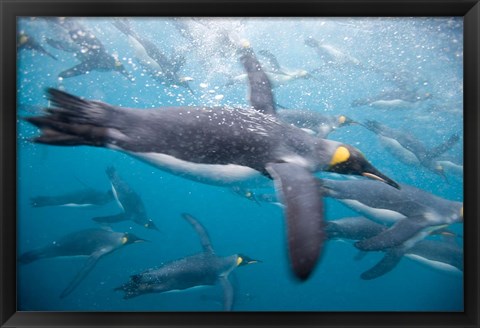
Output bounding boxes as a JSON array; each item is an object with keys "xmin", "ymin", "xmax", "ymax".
[
  {"xmin": 122, "ymin": 233, "xmax": 148, "ymax": 245},
  {"xmin": 326, "ymin": 145, "xmax": 400, "ymax": 189},
  {"xmin": 236, "ymin": 254, "xmax": 262, "ymax": 267},
  {"xmin": 143, "ymin": 220, "xmax": 160, "ymax": 231}
]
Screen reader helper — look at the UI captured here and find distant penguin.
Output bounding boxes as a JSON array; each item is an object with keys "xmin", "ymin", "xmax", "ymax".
[
  {"xmin": 19, "ymin": 228, "xmax": 146, "ymax": 298},
  {"xmin": 115, "ymin": 213, "xmax": 260, "ymax": 311},
  {"xmin": 304, "ymin": 37, "xmax": 362, "ymax": 67},
  {"xmin": 361, "ymin": 120, "xmax": 459, "ymax": 179},
  {"xmin": 25, "ymin": 44, "xmax": 398, "ymax": 281},
  {"xmin": 321, "ymin": 178, "xmax": 463, "ymax": 252},
  {"xmin": 351, "ymin": 89, "xmax": 433, "ymax": 109},
  {"xmin": 45, "ymin": 17, "xmax": 132, "ymax": 80},
  {"xmin": 225, "ymin": 49, "xmax": 318, "ymax": 89},
  {"xmin": 92, "ymin": 167, "xmax": 159, "ymax": 231},
  {"xmin": 112, "ymin": 18, "xmax": 193, "ymax": 92},
  {"xmin": 30, "ymin": 188, "xmax": 114, "ymax": 208},
  {"xmin": 277, "ymin": 109, "xmax": 358, "ymax": 138},
  {"xmin": 17, "ymin": 31, "xmax": 57, "ymax": 60},
  {"xmin": 324, "ymin": 217, "xmax": 463, "ymax": 279}
]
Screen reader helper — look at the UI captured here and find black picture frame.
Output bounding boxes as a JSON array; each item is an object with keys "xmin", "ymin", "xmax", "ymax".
[{"xmin": 2, "ymin": 0, "xmax": 479, "ymax": 327}]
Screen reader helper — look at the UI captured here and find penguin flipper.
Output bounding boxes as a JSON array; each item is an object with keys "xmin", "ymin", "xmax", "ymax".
[
  {"xmin": 58, "ymin": 61, "xmax": 95, "ymax": 79},
  {"xmin": 219, "ymin": 276, "xmax": 234, "ymax": 311},
  {"xmin": 354, "ymin": 216, "xmax": 429, "ymax": 251},
  {"xmin": 266, "ymin": 162, "xmax": 325, "ymax": 281},
  {"xmin": 240, "ymin": 47, "xmax": 276, "ymax": 115},
  {"xmin": 92, "ymin": 213, "xmax": 129, "ymax": 224},
  {"xmin": 181, "ymin": 213, "xmax": 215, "ymax": 255},
  {"xmin": 60, "ymin": 250, "xmax": 107, "ymax": 298},
  {"xmin": 360, "ymin": 248, "xmax": 405, "ymax": 280}
]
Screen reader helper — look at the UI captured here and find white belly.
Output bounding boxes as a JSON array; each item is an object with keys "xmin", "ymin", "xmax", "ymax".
[
  {"xmin": 370, "ymin": 99, "xmax": 412, "ymax": 109},
  {"xmin": 112, "ymin": 147, "xmax": 271, "ymax": 188},
  {"xmin": 340, "ymin": 199, "xmax": 406, "ymax": 224},
  {"xmin": 379, "ymin": 136, "xmax": 420, "ymax": 165},
  {"xmin": 405, "ymin": 254, "xmax": 462, "ymax": 275}
]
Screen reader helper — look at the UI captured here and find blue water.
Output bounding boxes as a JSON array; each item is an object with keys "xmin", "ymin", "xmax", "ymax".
[{"xmin": 17, "ymin": 17, "xmax": 463, "ymax": 311}]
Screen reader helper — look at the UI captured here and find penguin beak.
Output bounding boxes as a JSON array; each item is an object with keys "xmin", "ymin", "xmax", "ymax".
[
  {"xmin": 135, "ymin": 238, "xmax": 150, "ymax": 243},
  {"xmin": 362, "ymin": 170, "xmax": 399, "ymax": 189}
]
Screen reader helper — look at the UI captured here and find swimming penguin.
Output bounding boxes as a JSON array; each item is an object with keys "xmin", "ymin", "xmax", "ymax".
[
  {"xmin": 351, "ymin": 89, "xmax": 433, "ymax": 109},
  {"xmin": 30, "ymin": 188, "xmax": 114, "ymax": 208},
  {"xmin": 19, "ymin": 228, "xmax": 146, "ymax": 298},
  {"xmin": 321, "ymin": 178, "xmax": 463, "ymax": 252},
  {"xmin": 92, "ymin": 167, "xmax": 159, "ymax": 231},
  {"xmin": 361, "ymin": 120, "xmax": 459, "ymax": 179},
  {"xmin": 17, "ymin": 31, "xmax": 57, "ymax": 60},
  {"xmin": 45, "ymin": 17, "xmax": 132, "ymax": 80},
  {"xmin": 324, "ymin": 217, "xmax": 462, "ymax": 279},
  {"xmin": 112, "ymin": 18, "xmax": 193, "ymax": 92},
  {"xmin": 277, "ymin": 109, "xmax": 358, "ymax": 138},
  {"xmin": 115, "ymin": 213, "xmax": 260, "ymax": 311},
  {"xmin": 225, "ymin": 49, "xmax": 318, "ymax": 89},
  {"xmin": 304, "ymin": 37, "xmax": 362, "ymax": 67},
  {"xmin": 25, "ymin": 45, "xmax": 398, "ymax": 281}
]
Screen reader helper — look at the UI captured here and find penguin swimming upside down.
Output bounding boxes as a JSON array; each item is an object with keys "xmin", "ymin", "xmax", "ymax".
[
  {"xmin": 115, "ymin": 213, "xmax": 260, "ymax": 311},
  {"xmin": 24, "ymin": 45, "xmax": 398, "ymax": 281},
  {"xmin": 18, "ymin": 228, "xmax": 147, "ymax": 298}
]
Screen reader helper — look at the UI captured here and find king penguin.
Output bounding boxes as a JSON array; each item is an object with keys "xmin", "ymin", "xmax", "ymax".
[
  {"xmin": 25, "ymin": 43, "xmax": 398, "ymax": 281},
  {"xmin": 321, "ymin": 178, "xmax": 463, "ymax": 252},
  {"xmin": 112, "ymin": 18, "xmax": 193, "ymax": 92},
  {"xmin": 361, "ymin": 120, "xmax": 459, "ymax": 179},
  {"xmin": 46, "ymin": 17, "xmax": 132, "ymax": 80},
  {"xmin": 17, "ymin": 31, "xmax": 57, "ymax": 60},
  {"xmin": 19, "ymin": 228, "xmax": 146, "ymax": 298},
  {"xmin": 92, "ymin": 167, "xmax": 159, "ymax": 231},
  {"xmin": 115, "ymin": 213, "xmax": 260, "ymax": 311},
  {"xmin": 324, "ymin": 217, "xmax": 463, "ymax": 279},
  {"xmin": 30, "ymin": 188, "xmax": 114, "ymax": 208}
]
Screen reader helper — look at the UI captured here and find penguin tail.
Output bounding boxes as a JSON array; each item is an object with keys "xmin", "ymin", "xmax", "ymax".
[{"xmin": 24, "ymin": 88, "xmax": 117, "ymax": 147}]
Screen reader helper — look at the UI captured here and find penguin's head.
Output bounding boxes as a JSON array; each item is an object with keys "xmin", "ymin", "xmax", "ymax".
[
  {"xmin": 337, "ymin": 115, "xmax": 358, "ymax": 127},
  {"xmin": 143, "ymin": 220, "xmax": 160, "ymax": 231},
  {"xmin": 122, "ymin": 233, "xmax": 148, "ymax": 245},
  {"xmin": 235, "ymin": 254, "xmax": 262, "ymax": 267},
  {"xmin": 326, "ymin": 145, "xmax": 400, "ymax": 189}
]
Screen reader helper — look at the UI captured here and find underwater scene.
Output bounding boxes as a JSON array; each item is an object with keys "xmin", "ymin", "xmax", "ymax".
[{"xmin": 17, "ymin": 17, "xmax": 463, "ymax": 312}]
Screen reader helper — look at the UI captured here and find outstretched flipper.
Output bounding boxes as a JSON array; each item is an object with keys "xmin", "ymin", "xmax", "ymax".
[
  {"xmin": 219, "ymin": 276, "xmax": 234, "ymax": 311},
  {"xmin": 60, "ymin": 249, "xmax": 108, "ymax": 298},
  {"xmin": 360, "ymin": 248, "xmax": 405, "ymax": 280},
  {"xmin": 240, "ymin": 47, "xmax": 276, "ymax": 115},
  {"xmin": 92, "ymin": 213, "xmax": 128, "ymax": 224},
  {"xmin": 424, "ymin": 134, "xmax": 460, "ymax": 161},
  {"xmin": 266, "ymin": 162, "xmax": 325, "ymax": 281},
  {"xmin": 181, "ymin": 213, "xmax": 215, "ymax": 255},
  {"xmin": 354, "ymin": 216, "xmax": 431, "ymax": 251}
]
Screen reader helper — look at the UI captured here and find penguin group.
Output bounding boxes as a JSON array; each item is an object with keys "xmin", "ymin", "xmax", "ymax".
[{"xmin": 18, "ymin": 17, "xmax": 463, "ymax": 311}]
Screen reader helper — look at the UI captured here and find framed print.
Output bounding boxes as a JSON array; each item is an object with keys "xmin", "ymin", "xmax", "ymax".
[{"xmin": 1, "ymin": 0, "xmax": 479, "ymax": 327}]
